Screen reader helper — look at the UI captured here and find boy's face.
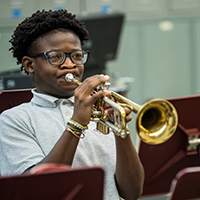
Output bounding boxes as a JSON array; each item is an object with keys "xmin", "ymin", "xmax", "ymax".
[{"xmin": 25, "ymin": 30, "xmax": 84, "ymax": 98}]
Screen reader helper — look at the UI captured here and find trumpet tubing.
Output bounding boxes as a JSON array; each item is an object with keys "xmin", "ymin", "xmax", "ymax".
[{"xmin": 65, "ymin": 73, "xmax": 178, "ymax": 145}]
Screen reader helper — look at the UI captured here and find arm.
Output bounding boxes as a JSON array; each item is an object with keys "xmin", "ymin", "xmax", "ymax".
[
  {"xmin": 72, "ymin": 76, "xmax": 144, "ymax": 199},
  {"xmin": 35, "ymin": 128, "xmax": 80, "ymax": 166},
  {"xmin": 115, "ymin": 134, "xmax": 144, "ymax": 200},
  {"xmin": 104, "ymin": 104, "xmax": 144, "ymax": 199}
]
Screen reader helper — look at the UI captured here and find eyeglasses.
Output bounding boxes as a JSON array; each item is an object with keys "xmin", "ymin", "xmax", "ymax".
[{"xmin": 30, "ymin": 50, "xmax": 89, "ymax": 65}]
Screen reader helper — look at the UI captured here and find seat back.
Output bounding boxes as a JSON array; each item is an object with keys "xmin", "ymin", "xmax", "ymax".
[
  {"xmin": 168, "ymin": 166, "xmax": 200, "ymax": 200},
  {"xmin": 0, "ymin": 166, "xmax": 104, "ymax": 200},
  {"xmin": 0, "ymin": 89, "xmax": 33, "ymax": 114}
]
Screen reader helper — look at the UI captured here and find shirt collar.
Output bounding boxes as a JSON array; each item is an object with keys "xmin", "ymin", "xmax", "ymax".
[{"xmin": 31, "ymin": 88, "xmax": 74, "ymax": 108}]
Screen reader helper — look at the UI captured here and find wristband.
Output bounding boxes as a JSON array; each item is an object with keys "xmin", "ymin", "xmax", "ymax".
[
  {"xmin": 66, "ymin": 123, "xmax": 81, "ymax": 132},
  {"xmin": 68, "ymin": 117, "xmax": 88, "ymax": 130},
  {"xmin": 65, "ymin": 126, "xmax": 85, "ymax": 139}
]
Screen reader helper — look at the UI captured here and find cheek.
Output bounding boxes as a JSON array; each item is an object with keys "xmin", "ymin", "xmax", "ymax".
[
  {"xmin": 80, "ymin": 66, "xmax": 84, "ymax": 78},
  {"xmin": 33, "ymin": 65, "xmax": 55, "ymax": 84},
  {"xmin": 34, "ymin": 59, "xmax": 54, "ymax": 76}
]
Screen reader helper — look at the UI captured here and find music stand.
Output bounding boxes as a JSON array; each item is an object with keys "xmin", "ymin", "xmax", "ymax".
[
  {"xmin": 0, "ymin": 89, "xmax": 32, "ymax": 114},
  {"xmin": 0, "ymin": 166, "xmax": 104, "ymax": 200},
  {"xmin": 167, "ymin": 166, "xmax": 200, "ymax": 200},
  {"xmin": 139, "ymin": 94, "xmax": 200, "ymax": 197}
]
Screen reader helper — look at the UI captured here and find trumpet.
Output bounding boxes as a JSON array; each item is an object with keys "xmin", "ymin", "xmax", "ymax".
[{"xmin": 65, "ymin": 73, "xmax": 178, "ymax": 145}]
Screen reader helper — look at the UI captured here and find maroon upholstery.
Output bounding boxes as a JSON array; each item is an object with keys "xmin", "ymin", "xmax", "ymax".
[
  {"xmin": 0, "ymin": 89, "xmax": 33, "ymax": 114},
  {"xmin": 168, "ymin": 166, "xmax": 200, "ymax": 200}
]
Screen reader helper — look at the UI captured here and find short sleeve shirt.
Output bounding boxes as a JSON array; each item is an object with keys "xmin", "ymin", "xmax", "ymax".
[{"xmin": 0, "ymin": 89, "xmax": 120, "ymax": 200}]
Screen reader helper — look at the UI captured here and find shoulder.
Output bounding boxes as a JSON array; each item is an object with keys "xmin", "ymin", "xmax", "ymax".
[
  {"xmin": 0, "ymin": 102, "xmax": 34, "ymax": 127},
  {"xmin": 1, "ymin": 102, "xmax": 32, "ymax": 116}
]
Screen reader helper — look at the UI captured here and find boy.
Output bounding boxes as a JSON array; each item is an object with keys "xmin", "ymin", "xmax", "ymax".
[{"xmin": 0, "ymin": 9, "xmax": 144, "ymax": 200}]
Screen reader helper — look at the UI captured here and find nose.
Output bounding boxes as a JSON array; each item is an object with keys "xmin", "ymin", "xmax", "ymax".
[{"xmin": 60, "ymin": 56, "xmax": 76, "ymax": 69}]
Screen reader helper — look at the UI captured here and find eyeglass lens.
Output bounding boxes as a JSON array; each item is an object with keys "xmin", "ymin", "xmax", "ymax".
[{"xmin": 47, "ymin": 50, "xmax": 87, "ymax": 65}]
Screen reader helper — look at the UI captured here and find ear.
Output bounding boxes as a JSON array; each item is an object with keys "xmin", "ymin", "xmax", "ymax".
[{"xmin": 22, "ymin": 56, "xmax": 34, "ymax": 74}]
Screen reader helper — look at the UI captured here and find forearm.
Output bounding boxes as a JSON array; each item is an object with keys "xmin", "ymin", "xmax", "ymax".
[
  {"xmin": 36, "ymin": 129, "xmax": 80, "ymax": 166},
  {"xmin": 115, "ymin": 134, "xmax": 144, "ymax": 200}
]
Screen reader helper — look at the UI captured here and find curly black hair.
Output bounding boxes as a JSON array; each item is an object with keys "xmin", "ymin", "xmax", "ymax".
[{"xmin": 9, "ymin": 9, "xmax": 89, "ymax": 73}]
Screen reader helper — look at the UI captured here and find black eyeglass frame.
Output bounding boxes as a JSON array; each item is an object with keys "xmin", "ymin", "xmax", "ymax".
[{"xmin": 29, "ymin": 50, "xmax": 90, "ymax": 66}]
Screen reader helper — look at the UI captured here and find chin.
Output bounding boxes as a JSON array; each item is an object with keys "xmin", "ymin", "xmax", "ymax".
[
  {"xmin": 52, "ymin": 91, "xmax": 74, "ymax": 99},
  {"xmin": 59, "ymin": 85, "xmax": 76, "ymax": 97}
]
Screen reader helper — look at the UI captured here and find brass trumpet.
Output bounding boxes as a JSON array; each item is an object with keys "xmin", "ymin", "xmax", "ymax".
[{"xmin": 65, "ymin": 73, "xmax": 178, "ymax": 145}]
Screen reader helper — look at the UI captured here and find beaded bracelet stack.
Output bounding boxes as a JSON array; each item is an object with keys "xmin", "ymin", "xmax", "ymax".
[
  {"xmin": 68, "ymin": 117, "xmax": 88, "ymax": 130},
  {"xmin": 66, "ymin": 117, "xmax": 88, "ymax": 139},
  {"xmin": 65, "ymin": 125, "xmax": 85, "ymax": 139}
]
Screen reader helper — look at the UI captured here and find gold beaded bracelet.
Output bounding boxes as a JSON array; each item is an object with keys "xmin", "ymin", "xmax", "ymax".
[{"xmin": 65, "ymin": 125, "xmax": 85, "ymax": 139}]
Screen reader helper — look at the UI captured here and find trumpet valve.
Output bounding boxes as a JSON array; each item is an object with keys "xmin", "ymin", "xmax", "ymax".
[
  {"xmin": 96, "ymin": 121, "xmax": 110, "ymax": 134},
  {"xmin": 97, "ymin": 82, "xmax": 111, "ymax": 91}
]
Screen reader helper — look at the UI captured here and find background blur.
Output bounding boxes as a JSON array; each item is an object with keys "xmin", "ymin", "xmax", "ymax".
[{"xmin": 0, "ymin": 1, "xmax": 199, "ymax": 199}]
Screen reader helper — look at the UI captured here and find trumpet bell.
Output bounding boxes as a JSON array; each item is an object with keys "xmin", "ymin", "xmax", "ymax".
[{"xmin": 136, "ymin": 99, "xmax": 178, "ymax": 145}]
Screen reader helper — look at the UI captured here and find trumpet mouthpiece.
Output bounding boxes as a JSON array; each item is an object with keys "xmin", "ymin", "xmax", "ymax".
[{"xmin": 65, "ymin": 73, "xmax": 74, "ymax": 82}]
